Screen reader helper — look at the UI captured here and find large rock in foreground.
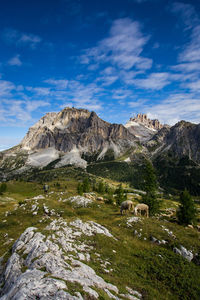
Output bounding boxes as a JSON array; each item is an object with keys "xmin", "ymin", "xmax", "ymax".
[{"xmin": 0, "ymin": 218, "xmax": 141, "ymax": 300}]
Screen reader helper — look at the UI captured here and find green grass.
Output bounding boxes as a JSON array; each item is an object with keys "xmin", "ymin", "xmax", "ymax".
[{"xmin": 0, "ymin": 170, "xmax": 200, "ymax": 299}]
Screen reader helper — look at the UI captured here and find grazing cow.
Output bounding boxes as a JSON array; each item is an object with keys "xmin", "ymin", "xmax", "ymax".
[
  {"xmin": 134, "ymin": 203, "xmax": 149, "ymax": 217},
  {"xmin": 120, "ymin": 200, "xmax": 134, "ymax": 215}
]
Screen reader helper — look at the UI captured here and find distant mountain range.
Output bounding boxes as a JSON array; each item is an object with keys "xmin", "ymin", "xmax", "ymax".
[{"xmin": 1, "ymin": 107, "xmax": 200, "ymax": 193}]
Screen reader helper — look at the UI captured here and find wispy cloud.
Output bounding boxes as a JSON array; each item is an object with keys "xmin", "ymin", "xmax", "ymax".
[
  {"xmin": 44, "ymin": 78, "xmax": 68, "ymax": 89},
  {"xmin": 133, "ymin": 72, "xmax": 170, "ymax": 90},
  {"xmin": 8, "ymin": 54, "xmax": 22, "ymax": 66},
  {"xmin": 0, "ymin": 80, "xmax": 15, "ymax": 96},
  {"xmin": 2, "ymin": 28, "xmax": 42, "ymax": 49},
  {"xmin": 170, "ymin": 2, "xmax": 199, "ymax": 30},
  {"xmin": 145, "ymin": 93, "xmax": 200, "ymax": 125},
  {"xmin": 179, "ymin": 25, "xmax": 200, "ymax": 63},
  {"xmin": 80, "ymin": 18, "xmax": 152, "ymax": 71}
]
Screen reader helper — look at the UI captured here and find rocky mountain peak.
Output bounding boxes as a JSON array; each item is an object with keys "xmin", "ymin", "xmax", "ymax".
[
  {"xmin": 125, "ymin": 113, "xmax": 166, "ymax": 142},
  {"xmin": 130, "ymin": 113, "xmax": 164, "ymax": 131},
  {"xmin": 12, "ymin": 107, "xmax": 139, "ymax": 169}
]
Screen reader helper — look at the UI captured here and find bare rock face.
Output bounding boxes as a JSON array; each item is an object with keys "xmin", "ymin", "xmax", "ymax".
[
  {"xmin": 21, "ymin": 107, "xmax": 137, "ymax": 158},
  {"xmin": 0, "ymin": 219, "xmax": 141, "ymax": 300},
  {"xmin": 132, "ymin": 114, "xmax": 164, "ymax": 131},
  {"xmin": 0, "ymin": 107, "xmax": 138, "ymax": 171},
  {"xmin": 147, "ymin": 120, "xmax": 200, "ymax": 163},
  {"xmin": 125, "ymin": 114, "xmax": 167, "ymax": 142}
]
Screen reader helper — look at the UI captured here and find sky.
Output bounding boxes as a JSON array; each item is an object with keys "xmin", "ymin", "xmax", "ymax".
[{"xmin": 1, "ymin": 0, "xmax": 200, "ymax": 150}]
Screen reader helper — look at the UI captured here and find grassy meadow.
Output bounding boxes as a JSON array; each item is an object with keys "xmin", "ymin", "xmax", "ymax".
[{"xmin": 0, "ymin": 167, "xmax": 200, "ymax": 299}]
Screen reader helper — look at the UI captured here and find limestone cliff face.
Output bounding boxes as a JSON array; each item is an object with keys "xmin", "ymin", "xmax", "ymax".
[
  {"xmin": 130, "ymin": 114, "xmax": 164, "ymax": 130},
  {"xmin": 147, "ymin": 120, "xmax": 200, "ymax": 163},
  {"xmin": 21, "ymin": 107, "xmax": 137, "ymax": 155},
  {"xmin": 164, "ymin": 121, "xmax": 200, "ymax": 162},
  {"xmin": 125, "ymin": 114, "xmax": 166, "ymax": 142}
]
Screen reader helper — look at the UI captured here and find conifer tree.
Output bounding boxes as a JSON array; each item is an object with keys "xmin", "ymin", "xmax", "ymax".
[
  {"xmin": 77, "ymin": 183, "xmax": 83, "ymax": 195},
  {"xmin": 143, "ymin": 160, "xmax": 157, "ymax": 193},
  {"xmin": 0, "ymin": 183, "xmax": 7, "ymax": 195},
  {"xmin": 115, "ymin": 184, "xmax": 126, "ymax": 205},
  {"xmin": 142, "ymin": 160, "xmax": 161, "ymax": 215},
  {"xmin": 177, "ymin": 190, "xmax": 197, "ymax": 225},
  {"xmin": 82, "ymin": 178, "xmax": 90, "ymax": 193}
]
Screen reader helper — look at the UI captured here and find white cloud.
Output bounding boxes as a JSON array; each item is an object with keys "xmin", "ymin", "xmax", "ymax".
[
  {"xmin": 2, "ymin": 28, "xmax": 42, "ymax": 49},
  {"xmin": 179, "ymin": 25, "xmax": 200, "ymax": 63},
  {"xmin": 186, "ymin": 79, "xmax": 200, "ymax": 91},
  {"xmin": 26, "ymin": 87, "xmax": 51, "ymax": 96},
  {"xmin": 133, "ymin": 72, "xmax": 170, "ymax": 90},
  {"xmin": 8, "ymin": 54, "xmax": 22, "ymax": 66},
  {"xmin": 26, "ymin": 100, "xmax": 50, "ymax": 112},
  {"xmin": 145, "ymin": 93, "xmax": 200, "ymax": 125},
  {"xmin": 0, "ymin": 80, "xmax": 15, "ymax": 96},
  {"xmin": 172, "ymin": 61, "xmax": 200, "ymax": 73},
  {"xmin": 112, "ymin": 88, "xmax": 133, "ymax": 100},
  {"xmin": 170, "ymin": 2, "xmax": 199, "ymax": 30},
  {"xmin": 80, "ymin": 18, "xmax": 152, "ymax": 71},
  {"xmin": 44, "ymin": 79, "xmax": 68, "ymax": 89}
]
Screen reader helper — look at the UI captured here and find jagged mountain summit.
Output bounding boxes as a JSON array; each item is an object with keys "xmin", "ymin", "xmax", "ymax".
[
  {"xmin": 125, "ymin": 113, "xmax": 167, "ymax": 141},
  {"xmin": 1, "ymin": 107, "xmax": 200, "ymax": 193},
  {"xmin": 148, "ymin": 120, "xmax": 200, "ymax": 162},
  {"xmin": 0, "ymin": 107, "xmax": 138, "ymax": 172}
]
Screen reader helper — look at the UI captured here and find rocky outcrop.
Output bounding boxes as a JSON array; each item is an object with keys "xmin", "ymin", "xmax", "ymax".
[
  {"xmin": 0, "ymin": 219, "xmax": 141, "ymax": 300},
  {"xmin": 147, "ymin": 120, "xmax": 200, "ymax": 163},
  {"xmin": 0, "ymin": 107, "xmax": 138, "ymax": 171},
  {"xmin": 125, "ymin": 114, "xmax": 167, "ymax": 142},
  {"xmin": 131, "ymin": 114, "xmax": 164, "ymax": 131},
  {"xmin": 21, "ymin": 108, "xmax": 137, "ymax": 155}
]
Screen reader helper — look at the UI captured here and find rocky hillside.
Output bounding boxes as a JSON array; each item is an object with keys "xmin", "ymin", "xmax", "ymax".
[
  {"xmin": 147, "ymin": 120, "xmax": 200, "ymax": 163},
  {"xmin": 125, "ymin": 114, "xmax": 167, "ymax": 142},
  {"xmin": 0, "ymin": 107, "xmax": 138, "ymax": 172},
  {"xmin": 145, "ymin": 121, "xmax": 200, "ymax": 194},
  {"xmin": 1, "ymin": 107, "xmax": 200, "ymax": 195},
  {"xmin": 0, "ymin": 172, "xmax": 200, "ymax": 300},
  {"xmin": 21, "ymin": 107, "xmax": 136, "ymax": 154}
]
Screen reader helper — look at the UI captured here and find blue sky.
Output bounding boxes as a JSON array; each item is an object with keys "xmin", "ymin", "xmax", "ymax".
[{"xmin": 1, "ymin": 0, "xmax": 200, "ymax": 150}]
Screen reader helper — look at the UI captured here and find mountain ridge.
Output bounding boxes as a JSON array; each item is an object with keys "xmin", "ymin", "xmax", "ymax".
[{"xmin": 1, "ymin": 107, "xmax": 200, "ymax": 195}]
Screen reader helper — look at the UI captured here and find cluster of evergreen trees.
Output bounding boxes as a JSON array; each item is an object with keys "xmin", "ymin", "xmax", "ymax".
[
  {"xmin": 77, "ymin": 160, "xmax": 197, "ymax": 225},
  {"xmin": 77, "ymin": 178, "xmax": 127, "ymax": 205}
]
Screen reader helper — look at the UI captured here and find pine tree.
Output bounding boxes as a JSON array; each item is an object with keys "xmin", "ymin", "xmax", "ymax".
[
  {"xmin": 82, "ymin": 178, "xmax": 90, "ymax": 193},
  {"xmin": 143, "ymin": 160, "xmax": 157, "ymax": 193},
  {"xmin": 142, "ymin": 191, "xmax": 161, "ymax": 216},
  {"xmin": 142, "ymin": 160, "xmax": 161, "ymax": 215},
  {"xmin": 77, "ymin": 183, "xmax": 83, "ymax": 195},
  {"xmin": 0, "ymin": 183, "xmax": 7, "ymax": 195},
  {"xmin": 97, "ymin": 181, "xmax": 105, "ymax": 194},
  {"xmin": 177, "ymin": 190, "xmax": 197, "ymax": 225},
  {"xmin": 115, "ymin": 184, "xmax": 126, "ymax": 206}
]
